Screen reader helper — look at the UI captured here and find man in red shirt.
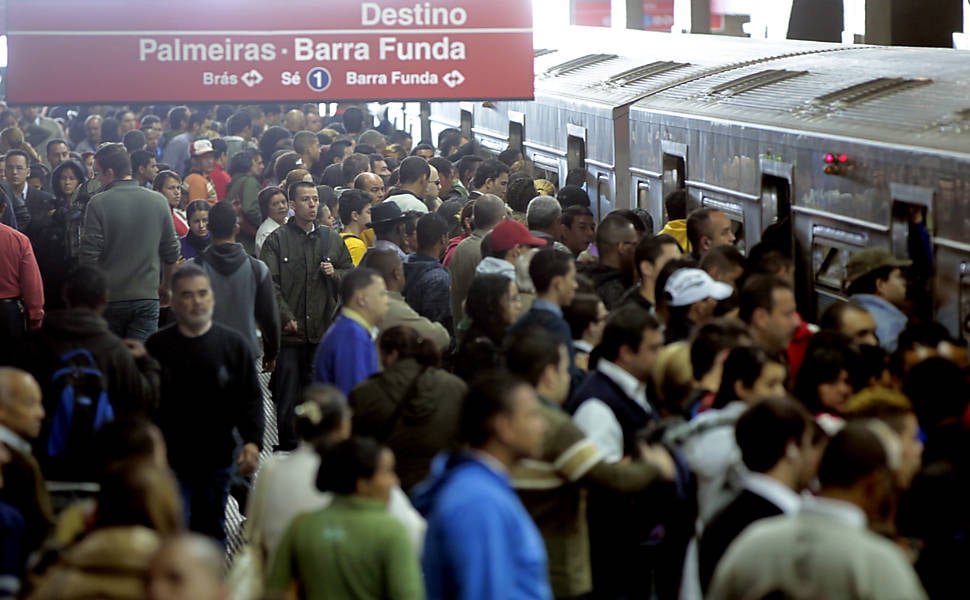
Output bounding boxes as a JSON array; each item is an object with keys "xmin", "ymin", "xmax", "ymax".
[{"xmin": 0, "ymin": 202, "xmax": 44, "ymax": 364}]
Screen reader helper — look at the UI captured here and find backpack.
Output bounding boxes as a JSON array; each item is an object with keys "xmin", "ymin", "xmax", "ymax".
[{"xmin": 46, "ymin": 349, "xmax": 114, "ymax": 463}]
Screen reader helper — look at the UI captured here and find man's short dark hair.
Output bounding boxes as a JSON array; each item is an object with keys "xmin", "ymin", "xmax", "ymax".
[
  {"xmin": 94, "ymin": 143, "xmax": 132, "ymax": 178},
  {"xmin": 340, "ymin": 267, "xmax": 381, "ymax": 306},
  {"xmin": 316, "ymin": 437, "xmax": 382, "ymax": 495},
  {"xmin": 503, "ymin": 326, "xmax": 564, "ymax": 388},
  {"xmin": 562, "ymin": 205, "xmax": 594, "ymax": 228},
  {"xmin": 457, "ymin": 155, "xmax": 483, "ymax": 179},
  {"xmin": 342, "ymin": 153, "xmax": 371, "ymax": 185},
  {"xmin": 686, "ymin": 207, "xmax": 715, "ymax": 252},
  {"xmin": 368, "ymin": 154, "xmax": 387, "ymax": 172},
  {"xmin": 557, "ymin": 185, "xmax": 591, "ymax": 209},
  {"xmin": 167, "ymin": 106, "xmax": 189, "ymax": 130},
  {"xmin": 342, "ymin": 107, "xmax": 365, "ymax": 134},
  {"xmin": 736, "ymin": 397, "xmax": 811, "ymax": 473},
  {"xmin": 187, "ymin": 112, "xmax": 206, "ymax": 131},
  {"xmin": 398, "ymin": 156, "xmax": 431, "ymax": 185},
  {"xmin": 4, "ymin": 149, "xmax": 29, "ymax": 165},
  {"xmin": 130, "ymin": 149, "xmax": 154, "ymax": 173},
  {"xmin": 122, "ymin": 129, "xmax": 147, "ymax": 153},
  {"xmin": 460, "ymin": 372, "xmax": 529, "ymax": 447},
  {"xmin": 226, "ymin": 111, "xmax": 252, "ymax": 137},
  {"xmin": 62, "ymin": 265, "xmax": 108, "ymax": 309},
  {"xmin": 171, "ymin": 263, "xmax": 209, "ymax": 291},
  {"xmin": 700, "ymin": 244, "xmax": 746, "ymax": 275},
  {"xmin": 529, "ymin": 248, "xmax": 574, "ymax": 295},
  {"xmin": 287, "ymin": 180, "xmax": 316, "ymax": 203},
  {"xmin": 210, "ymin": 137, "xmax": 227, "ymax": 160},
  {"xmin": 326, "ymin": 139, "xmax": 353, "ymax": 164},
  {"xmin": 817, "ymin": 423, "xmax": 890, "ymax": 490},
  {"xmin": 46, "ymin": 138, "xmax": 68, "ymax": 155},
  {"xmin": 472, "ymin": 159, "xmax": 509, "ymax": 190},
  {"xmin": 428, "ymin": 156, "xmax": 454, "ymax": 179},
  {"xmin": 338, "ymin": 189, "xmax": 371, "ymax": 225},
  {"xmin": 207, "ymin": 201, "xmax": 237, "ymax": 239},
  {"xmin": 689, "ymin": 318, "xmax": 751, "ymax": 381},
  {"xmin": 664, "ymin": 190, "xmax": 688, "ymax": 221},
  {"xmin": 599, "ymin": 305, "xmax": 660, "ymax": 363},
  {"xmin": 410, "ymin": 143, "xmax": 435, "ymax": 157},
  {"xmin": 438, "ymin": 130, "xmax": 463, "ymax": 157},
  {"xmin": 635, "ymin": 234, "xmax": 681, "ymax": 269},
  {"xmin": 738, "ymin": 274, "xmax": 791, "ymax": 325},
  {"xmin": 416, "ymin": 212, "xmax": 450, "ymax": 250},
  {"xmin": 819, "ymin": 301, "xmax": 870, "ymax": 333},
  {"xmin": 293, "ymin": 130, "xmax": 317, "ymax": 156},
  {"xmin": 140, "ymin": 115, "xmax": 161, "ymax": 131}
]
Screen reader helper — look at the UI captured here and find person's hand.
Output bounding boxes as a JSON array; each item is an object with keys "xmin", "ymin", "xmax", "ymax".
[
  {"xmin": 123, "ymin": 339, "xmax": 148, "ymax": 359},
  {"xmin": 639, "ymin": 443, "xmax": 676, "ymax": 481},
  {"xmin": 319, "ymin": 260, "xmax": 334, "ymax": 276},
  {"xmin": 283, "ymin": 320, "xmax": 298, "ymax": 333},
  {"xmin": 158, "ymin": 285, "xmax": 172, "ymax": 308},
  {"xmin": 238, "ymin": 443, "xmax": 260, "ymax": 477},
  {"xmin": 262, "ymin": 357, "xmax": 276, "ymax": 373}
]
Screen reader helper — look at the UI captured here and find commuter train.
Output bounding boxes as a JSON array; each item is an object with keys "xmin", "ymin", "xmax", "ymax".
[{"xmin": 384, "ymin": 26, "xmax": 970, "ymax": 338}]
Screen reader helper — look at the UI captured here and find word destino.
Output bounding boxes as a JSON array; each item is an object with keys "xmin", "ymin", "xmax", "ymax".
[{"xmin": 138, "ymin": 3, "xmax": 471, "ymax": 63}]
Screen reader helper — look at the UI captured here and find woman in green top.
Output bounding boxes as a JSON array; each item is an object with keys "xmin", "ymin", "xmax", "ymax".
[{"xmin": 264, "ymin": 437, "xmax": 424, "ymax": 600}]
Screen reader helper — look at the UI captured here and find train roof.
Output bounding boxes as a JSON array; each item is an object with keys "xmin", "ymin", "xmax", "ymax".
[
  {"xmin": 627, "ymin": 40, "xmax": 970, "ymax": 156},
  {"xmin": 531, "ymin": 27, "xmax": 836, "ymax": 109}
]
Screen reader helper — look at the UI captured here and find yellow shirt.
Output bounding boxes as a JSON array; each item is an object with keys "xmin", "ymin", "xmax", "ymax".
[{"xmin": 341, "ymin": 232, "xmax": 368, "ymax": 266}]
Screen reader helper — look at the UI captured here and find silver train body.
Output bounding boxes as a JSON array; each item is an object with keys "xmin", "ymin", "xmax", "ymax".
[{"xmin": 385, "ymin": 27, "xmax": 970, "ymax": 337}]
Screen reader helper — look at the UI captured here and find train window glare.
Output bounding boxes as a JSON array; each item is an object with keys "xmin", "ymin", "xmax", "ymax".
[
  {"xmin": 597, "ymin": 175, "xmax": 612, "ymax": 220},
  {"xmin": 813, "ymin": 243, "xmax": 852, "ymax": 293},
  {"xmin": 567, "ymin": 136, "xmax": 586, "ymax": 173},
  {"xmin": 637, "ymin": 181, "xmax": 650, "ymax": 209}
]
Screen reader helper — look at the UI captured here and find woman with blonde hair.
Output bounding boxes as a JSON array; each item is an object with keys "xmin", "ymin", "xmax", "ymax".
[
  {"xmin": 0, "ymin": 127, "xmax": 41, "ymax": 163},
  {"xmin": 28, "ymin": 462, "xmax": 182, "ymax": 600}
]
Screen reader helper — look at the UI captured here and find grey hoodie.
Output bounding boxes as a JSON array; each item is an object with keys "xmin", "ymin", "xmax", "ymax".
[{"xmin": 194, "ymin": 242, "xmax": 281, "ymax": 361}]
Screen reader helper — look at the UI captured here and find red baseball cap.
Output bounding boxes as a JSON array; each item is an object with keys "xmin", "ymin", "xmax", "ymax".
[{"xmin": 489, "ymin": 219, "xmax": 547, "ymax": 252}]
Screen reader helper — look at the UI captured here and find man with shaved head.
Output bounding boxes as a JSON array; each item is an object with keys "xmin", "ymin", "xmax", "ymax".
[
  {"xmin": 578, "ymin": 213, "xmax": 639, "ymax": 309},
  {"xmin": 146, "ymin": 533, "xmax": 228, "ymax": 600},
  {"xmin": 354, "ymin": 171, "xmax": 386, "ymax": 205},
  {"xmin": 283, "ymin": 109, "xmax": 306, "ymax": 134},
  {"xmin": 0, "ymin": 368, "xmax": 52, "ymax": 557}
]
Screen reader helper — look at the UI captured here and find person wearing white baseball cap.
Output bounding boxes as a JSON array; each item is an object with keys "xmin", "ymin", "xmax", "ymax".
[
  {"xmin": 664, "ymin": 267, "xmax": 733, "ymax": 343},
  {"xmin": 185, "ymin": 139, "xmax": 218, "ymax": 204}
]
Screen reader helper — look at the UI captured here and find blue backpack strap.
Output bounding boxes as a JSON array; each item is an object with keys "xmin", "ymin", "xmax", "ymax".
[
  {"xmin": 58, "ymin": 348, "xmax": 98, "ymax": 367},
  {"xmin": 46, "ymin": 382, "xmax": 76, "ymax": 457}
]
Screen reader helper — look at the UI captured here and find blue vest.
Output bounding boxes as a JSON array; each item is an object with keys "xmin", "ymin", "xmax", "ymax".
[{"xmin": 565, "ymin": 369, "xmax": 651, "ymax": 457}]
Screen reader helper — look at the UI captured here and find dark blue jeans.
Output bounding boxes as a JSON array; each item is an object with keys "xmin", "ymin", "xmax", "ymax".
[
  {"xmin": 176, "ymin": 466, "xmax": 232, "ymax": 547},
  {"xmin": 103, "ymin": 299, "xmax": 160, "ymax": 342}
]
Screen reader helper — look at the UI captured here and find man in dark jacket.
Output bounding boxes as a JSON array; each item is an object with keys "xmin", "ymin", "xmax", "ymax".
[
  {"xmin": 18, "ymin": 265, "xmax": 160, "ymax": 479},
  {"xmin": 260, "ymin": 181, "xmax": 352, "ymax": 451},
  {"xmin": 403, "ymin": 213, "xmax": 453, "ymax": 333},
  {"xmin": 193, "ymin": 201, "xmax": 280, "ymax": 370},
  {"xmin": 578, "ymin": 214, "xmax": 638, "ymax": 310},
  {"xmin": 509, "ymin": 248, "xmax": 580, "ymax": 380}
]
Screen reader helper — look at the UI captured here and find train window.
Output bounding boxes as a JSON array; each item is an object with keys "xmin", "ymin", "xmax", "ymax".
[
  {"xmin": 567, "ymin": 135, "xmax": 586, "ymax": 173},
  {"xmin": 596, "ymin": 175, "xmax": 612, "ymax": 220},
  {"xmin": 531, "ymin": 154, "xmax": 561, "ymax": 189},
  {"xmin": 508, "ymin": 122, "xmax": 523, "ymax": 155},
  {"xmin": 636, "ymin": 181, "xmax": 650, "ymax": 210},
  {"xmin": 892, "ymin": 199, "xmax": 934, "ymax": 321},
  {"xmin": 460, "ymin": 108, "xmax": 473, "ymax": 140},
  {"xmin": 662, "ymin": 153, "xmax": 686, "ymax": 200},
  {"xmin": 811, "ymin": 226, "xmax": 868, "ymax": 294},
  {"xmin": 761, "ymin": 174, "xmax": 791, "ymax": 228}
]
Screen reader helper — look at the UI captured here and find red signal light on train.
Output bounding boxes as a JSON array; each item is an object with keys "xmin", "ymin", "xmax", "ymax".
[
  {"xmin": 838, "ymin": 154, "xmax": 849, "ymax": 163},
  {"xmin": 824, "ymin": 153, "xmax": 836, "ymax": 163}
]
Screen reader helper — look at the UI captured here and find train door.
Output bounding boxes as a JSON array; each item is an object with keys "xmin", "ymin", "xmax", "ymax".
[
  {"xmin": 661, "ymin": 140, "xmax": 687, "ymax": 218},
  {"xmin": 531, "ymin": 153, "xmax": 564, "ymax": 190},
  {"xmin": 460, "ymin": 102, "xmax": 474, "ymax": 142},
  {"xmin": 890, "ymin": 183, "xmax": 935, "ymax": 323},
  {"xmin": 810, "ymin": 224, "xmax": 872, "ymax": 318}
]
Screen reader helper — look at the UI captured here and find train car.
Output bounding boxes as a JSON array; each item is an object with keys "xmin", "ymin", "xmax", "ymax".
[
  {"xmin": 429, "ymin": 28, "xmax": 832, "ymax": 219},
  {"xmin": 630, "ymin": 43, "xmax": 970, "ymax": 332}
]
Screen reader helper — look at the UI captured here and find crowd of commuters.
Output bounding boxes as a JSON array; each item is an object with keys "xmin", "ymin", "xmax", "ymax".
[{"xmin": 0, "ymin": 102, "xmax": 964, "ymax": 600}]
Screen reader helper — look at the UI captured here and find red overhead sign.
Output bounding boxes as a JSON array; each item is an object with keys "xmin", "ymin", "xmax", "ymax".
[{"xmin": 5, "ymin": 0, "xmax": 534, "ymax": 104}]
